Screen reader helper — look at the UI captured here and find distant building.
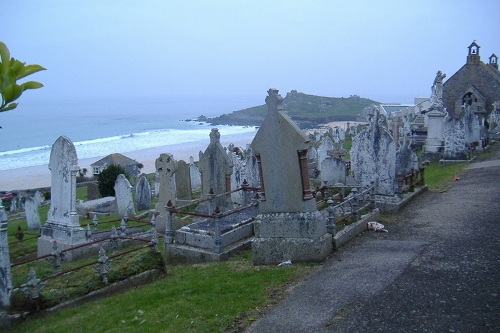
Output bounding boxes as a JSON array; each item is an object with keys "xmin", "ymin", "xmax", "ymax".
[
  {"xmin": 443, "ymin": 41, "xmax": 500, "ymax": 117},
  {"xmin": 91, "ymin": 153, "xmax": 141, "ymax": 177},
  {"xmin": 379, "ymin": 104, "xmax": 415, "ymax": 117}
]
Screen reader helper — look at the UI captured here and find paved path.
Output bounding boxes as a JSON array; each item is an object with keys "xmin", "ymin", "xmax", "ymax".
[{"xmin": 247, "ymin": 145, "xmax": 500, "ymax": 333}]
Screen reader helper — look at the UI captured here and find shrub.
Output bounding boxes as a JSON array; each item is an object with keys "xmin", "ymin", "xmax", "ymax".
[{"xmin": 97, "ymin": 164, "xmax": 129, "ymax": 197}]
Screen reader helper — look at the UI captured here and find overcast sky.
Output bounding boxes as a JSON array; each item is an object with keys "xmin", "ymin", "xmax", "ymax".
[{"xmin": 3, "ymin": 0, "xmax": 499, "ymax": 105}]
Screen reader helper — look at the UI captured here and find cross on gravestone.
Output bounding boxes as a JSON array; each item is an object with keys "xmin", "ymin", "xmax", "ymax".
[
  {"xmin": 198, "ymin": 128, "xmax": 233, "ymax": 211},
  {"xmin": 155, "ymin": 153, "xmax": 178, "ymax": 208}
]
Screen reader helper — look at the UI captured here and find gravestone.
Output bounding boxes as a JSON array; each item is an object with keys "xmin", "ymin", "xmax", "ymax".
[
  {"xmin": 114, "ymin": 174, "xmax": 135, "ymax": 217},
  {"xmin": 155, "ymin": 153, "xmax": 178, "ymax": 232},
  {"xmin": 33, "ymin": 191, "xmax": 43, "ymax": 207},
  {"xmin": 229, "ymin": 149, "xmax": 245, "ymax": 204},
  {"xmin": 9, "ymin": 197, "xmax": 17, "ymax": 213},
  {"xmin": 0, "ymin": 206, "xmax": 12, "ymax": 328},
  {"xmin": 175, "ymin": 160, "xmax": 192, "ymax": 201},
  {"xmin": 25, "ymin": 196, "xmax": 41, "ymax": 230},
  {"xmin": 320, "ymin": 156, "xmax": 346, "ymax": 186},
  {"xmin": 153, "ymin": 171, "xmax": 160, "ymax": 197},
  {"xmin": 38, "ymin": 136, "xmax": 85, "ymax": 259},
  {"xmin": 198, "ymin": 128, "xmax": 233, "ymax": 211},
  {"xmin": 251, "ymin": 88, "xmax": 332, "ymax": 264},
  {"xmin": 135, "ymin": 174, "xmax": 152, "ymax": 211},
  {"xmin": 396, "ymin": 140, "xmax": 419, "ymax": 176},
  {"xmin": 243, "ymin": 146, "xmax": 260, "ymax": 188},
  {"xmin": 351, "ymin": 108, "xmax": 396, "ymax": 196},
  {"xmin": 463, "ymin": 104, "xmax": 480, "ymax": 146},
  {"xmin": 317, "ymin": 136, "xmax": 335, "ymax": 172},
  {"xmin": 338, "ymin": 127, "xmax": 346, "ymax": 141},
  {"xmin": 87, "ymin": 182, "xmax": 101, "ymax": 200},
  {"xmin": 443, "ymin": 116, "xmax": 467, "ymax": 160},
  {"xmin": 189, "ymin": 156, "xmax": 201, "ymax": 191}
]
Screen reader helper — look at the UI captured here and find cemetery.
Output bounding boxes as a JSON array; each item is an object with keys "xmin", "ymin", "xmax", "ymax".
[{"xmin": 1, "ymin": 42, "xmax": 499, "ymax": 331}]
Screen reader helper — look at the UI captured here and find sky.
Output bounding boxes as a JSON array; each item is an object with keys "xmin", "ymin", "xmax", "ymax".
[{"xmin": 2, "ymin": 0, "xmax": 499, "ymax": 106}]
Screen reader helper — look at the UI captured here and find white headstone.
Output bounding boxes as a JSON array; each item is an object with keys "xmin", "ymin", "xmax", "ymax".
[
  {"xmin": 25, "ymin": 197, "xmax": 41, "ymax": 230},
  {"xmin": 114, "ymin": 174, "xmax": 135, "ymax": 217},
  {"xmin": 189, "ymin": 156, "xmax": 201, "ymax": 191}
]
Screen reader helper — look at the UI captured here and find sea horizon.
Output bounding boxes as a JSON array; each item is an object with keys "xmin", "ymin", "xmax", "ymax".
[{"xmin": 0, "ymin": 95, "xmax": 262, "ymax": 171}]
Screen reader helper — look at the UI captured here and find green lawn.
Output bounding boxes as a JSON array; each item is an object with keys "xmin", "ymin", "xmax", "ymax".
[
  {"xmin": 9, "ymin": 250, "xmax": 317, "ymax": 333},
  {"xmin": 423, "ymin": 161, "xmax": 468, "ymax": 192}
]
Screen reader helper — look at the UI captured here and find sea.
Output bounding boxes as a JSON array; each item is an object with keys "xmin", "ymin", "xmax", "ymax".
[{"xmin": 0, "ymin": 95, "xmax": 261, "ymax": 171}]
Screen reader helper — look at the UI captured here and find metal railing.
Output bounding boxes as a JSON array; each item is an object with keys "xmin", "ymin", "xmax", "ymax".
[
  {"xmin": 164, "ymin": 180, "xmax": 261, "ymax": 254},
  {"xmin": 399, "ymin": 167, "xmax": 425, "ymax": 193},
  {"xmin": 325, "ymin": 186, "xmax": 375, "ymax": 236}
]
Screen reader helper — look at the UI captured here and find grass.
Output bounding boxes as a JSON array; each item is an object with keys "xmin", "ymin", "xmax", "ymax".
[
  {"xmin": 9, "ymin": 250, "xmax": 318, "ymax": 333},
  {"xmin": 424, "ymin": 161, "xmax": 468, "ymax": 192},
  {"xmin": 10, "ymin": 248, "xmax": 165, "ymax": 312}
]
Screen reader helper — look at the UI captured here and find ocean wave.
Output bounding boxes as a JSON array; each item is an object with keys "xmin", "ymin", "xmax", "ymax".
[{"xmin": 0, "ymin": 125, "xmax": 256, "ymax": 171}]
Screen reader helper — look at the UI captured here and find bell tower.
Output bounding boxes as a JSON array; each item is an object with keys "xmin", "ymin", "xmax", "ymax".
[
  {"xmin": 467, "ymin": 41, "xmax": 480, "ymax": 65},
  {"xmin": 489, "ymin": 53, "xmax": 498, "ymax": 70}
]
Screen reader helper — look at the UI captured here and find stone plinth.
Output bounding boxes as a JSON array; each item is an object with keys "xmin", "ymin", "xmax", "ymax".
[
  {"xmin": 422, "ymin": 109, "xmax": 446, "ymax": 161},
  {"xmin": 164, "ymin": 207, "xmax": 257, "ymax": 263},
  {"xmin": 251, "ymin": 211, "xmax": 333, "ymax": 265}
]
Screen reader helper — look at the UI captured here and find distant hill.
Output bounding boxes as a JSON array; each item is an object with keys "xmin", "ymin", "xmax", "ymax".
[{"xmin": 204, "ymin": 91, "xmax": 379, "ymax": 129}]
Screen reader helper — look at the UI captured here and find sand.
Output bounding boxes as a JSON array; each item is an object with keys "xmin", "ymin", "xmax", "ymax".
[
  {"xmin": 1, "ymin": 121, "xmax": 367, "ymax": 192},
  {"xmin": 0, "ymin": 131, "xmax": 258, "ymax": 191}
]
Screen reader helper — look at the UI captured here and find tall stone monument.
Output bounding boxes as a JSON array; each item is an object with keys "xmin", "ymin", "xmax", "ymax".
[
  {"xmin": 198, "ymin": 128, "xmax": 233, "ymax": 211},
  {"xmin": 38, "ymin": 136, "xmax": 85, "ymax": 259},
  {"xmin": 423, "ymin": 70, "xmax": 447, "ymax": 161},
  {"xmin": 155, "ymin": 153, "xmax": 178, "ymax": 232},
  {"xmin": 351, "ymin": 107, "xmax": 396, "ymax": 196},
  {"xmin": 251, "ymin": 88, "xmax": 332, "ymax": 264}
]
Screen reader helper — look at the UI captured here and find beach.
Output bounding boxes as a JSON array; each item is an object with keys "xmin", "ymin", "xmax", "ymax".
[
  {"xmin": 0, "ymin": 131, "xmax": 257, "ymax": 191},
  {"xmin": 0, "ymin": 121, "xmax": 365, "ymax": 192}
]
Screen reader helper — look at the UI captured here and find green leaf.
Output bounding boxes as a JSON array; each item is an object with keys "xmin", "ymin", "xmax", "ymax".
[
  {"xmin": 0, "ymin": 102, "xmax": 18, "ymax": 112},
  {"xmin": 3, "ymin": 83, "xmax": 23, "ymax": 104},
  {"xmin": 16, "ymin": 64, "xmax": 46, "ymax": 80},
  {"xmin": 10, "ymin": 59, "xmax": 25, "ymax": 77},
  {"xmin": 21, "ymin": 81, "xmax": 44, "ymax": 91},
  {"xmin": 0, "ymin": 42, "xmax": 10, "ymax": 66}
]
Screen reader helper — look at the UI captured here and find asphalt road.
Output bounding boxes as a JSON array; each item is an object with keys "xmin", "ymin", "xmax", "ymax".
[{"xmin": 247, "ymin": 144, "xmax": 500, "ymax": 333}]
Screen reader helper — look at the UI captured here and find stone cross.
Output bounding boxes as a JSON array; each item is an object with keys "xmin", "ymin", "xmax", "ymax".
[
  {"xmin": 155, "ymin": 153, "xmax": 178, "ymax": 208},
  {"xmin": 198, "ymin": 128, "xmax": 233, "ymax": 210}
]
